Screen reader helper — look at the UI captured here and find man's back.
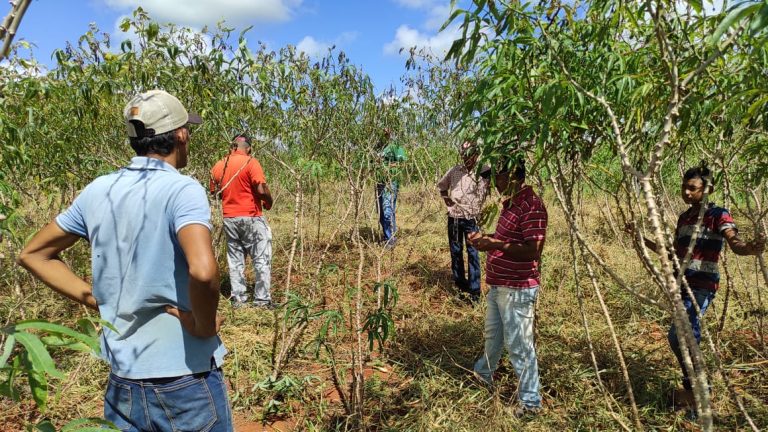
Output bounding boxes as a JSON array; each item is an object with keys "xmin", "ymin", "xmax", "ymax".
[
  {"xmin": 211, "ymin": 150, "xmax": 266, "ymax": 217},
  {"xmin": 56, "ymin": 157, "xmax": 226, "ymax": 379}
]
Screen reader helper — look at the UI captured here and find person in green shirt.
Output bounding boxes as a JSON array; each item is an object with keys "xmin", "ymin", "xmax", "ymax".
[{"xmin": 376, "ymin": 128, "xmax": 407, "ymax": 247}]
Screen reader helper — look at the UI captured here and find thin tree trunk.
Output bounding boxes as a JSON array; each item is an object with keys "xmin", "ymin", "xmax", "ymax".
[
  {"xmin": 270, "ymin": 178, "xmax": 303, "ymax": 380},
  {"xmin": 550, "ymin": 170, "xmax": 640, "ymax": 429},
  {"xmin": 638, "ymin": 177, "xmax": 713, "ymax": 430},
  {"xmin": 350, "ymin": 180, "xmax": 366, "ymax": 428},
  {"xmin": 0, "ymin": 0, "xmax": 32, "ymax": 61},
  {"xmin": 581, "ymin": 243, "xmax": 642, "ymax": 430}
]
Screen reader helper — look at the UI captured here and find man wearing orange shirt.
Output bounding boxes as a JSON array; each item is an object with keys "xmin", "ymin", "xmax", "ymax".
[{"xmin": 211, "ymin": 134, "xmax": 274, "ymax": 308}]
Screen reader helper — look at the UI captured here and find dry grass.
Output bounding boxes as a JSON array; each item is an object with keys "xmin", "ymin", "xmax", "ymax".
[{"xmin": 1, "ymin": 181, "xmax": 767, "ymax": 431}]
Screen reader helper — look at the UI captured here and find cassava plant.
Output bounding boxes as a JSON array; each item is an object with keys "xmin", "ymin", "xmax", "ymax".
[{"xmin": 446, "ymin": 0, "xmax": 768, "ymax": 430}]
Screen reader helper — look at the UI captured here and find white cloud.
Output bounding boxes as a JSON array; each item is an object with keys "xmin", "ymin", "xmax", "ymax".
[
  {"xmin": 296, "ymin": 36, "xmax": 328, "ymax": 57},
  {"xmin": 112, "ymin": 14, "xmax": 139, "ymax": 47},
  {"xmin": 383, "ymin": 23, "xmax": 461, "ymax": 56},
  {"xmin": 111, "ymin": 16, "xmax": 215, "ymax": 64},
  {"xmin": 385, "ymin": 1, "xmax": 461, "ymax": 55},
  {"xmin": 296, "ymin": 32, "xmax": 358, "ymax": 58},
  {"xmin": 425, "ymin": 4, "xmax": 452, "ymax": 30},
  {"xmin": 103, "ymin": 0, "xmax": 302, "ymax": 27}
]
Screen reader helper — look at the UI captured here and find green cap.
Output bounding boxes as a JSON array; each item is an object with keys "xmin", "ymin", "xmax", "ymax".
[{"xmin": 123, "ymin": 89, "xmax": 202, "ymax": 138}]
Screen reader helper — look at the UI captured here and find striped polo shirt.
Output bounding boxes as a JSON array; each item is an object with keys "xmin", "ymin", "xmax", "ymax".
[
  {"xmin": 486, "ymin": 185, "xmax": 548, "ymax": 288},
  {"xmin": 675, "ymin": 203, "xmax": 737, "ymax": 291}
]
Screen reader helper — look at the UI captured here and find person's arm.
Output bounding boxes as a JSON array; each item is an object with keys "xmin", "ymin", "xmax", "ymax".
[
  {"xmin": 624, "ymin": 223, "xmax": 662, "ymax": 254},
  {"xmin": 209, "ymin": 163, "xmax": 222, "ymax": 199},
  {"xmin": 437, "ymin": 169, "xmax": 454, "ymax": 207},
  {"xmin": 209, "ymin": 175, "xmax": 222, "ymax": 200},
  {"xmin": 723, "ymin": 228, "xmax": 765, "ymax": 256},
  {"xmin": 249, "ymin": 159, "xmax": 273, "ymax": 210},
  {"xmin": 467, "ymin": 232, "xmax": 543, "ymax": 261},
  {"xmin": 256, "ymin": 183, "xmax": 273, "ymax": 210},
  {"xmin": 16, "ymin": 222, "xmax": 98, "ymax": 310},
  {"xmin": 439, "ymin": 190, "xmax": 454, "ymax": 207},
  {"xmin": 165, "ymin": 224, "xmax": 221, "ymax": 338},
  {"xmin": 640, "ymin": 236, "xmax": 661, "ymax": 253},
  {"xmin": 469, "ymin": 198, "xmax": 547, "ymax": 260}
]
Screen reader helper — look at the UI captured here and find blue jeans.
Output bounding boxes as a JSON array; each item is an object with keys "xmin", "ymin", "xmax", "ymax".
[
  {"xmin": 447, "ymin": 217, "xmax": 481, "ymax": 294},
  {"xmin": 668, "ymin": 287, "xmax": 716, "ymax": 391},
  {"xmin": 104, "ymin": 368, "xmax": 233, "ymax": 431},
  {"xmin": 376, "ymin": 181, "xmax": 398, "ymax": 241},
  {"xmin": 474, "ymin": 286, "xmax": 541, "ymax": 408}
]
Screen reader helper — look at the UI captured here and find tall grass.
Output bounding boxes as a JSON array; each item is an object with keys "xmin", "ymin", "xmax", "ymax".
[{"xmin": 1, "ymin": 180, "xmax": 766, "ymax": 430}]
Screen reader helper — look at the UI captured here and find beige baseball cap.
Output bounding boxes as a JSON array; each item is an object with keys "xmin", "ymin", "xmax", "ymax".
[{"xmin": 123, "ymin": 89, "xmax": 202, "ymax": 138}]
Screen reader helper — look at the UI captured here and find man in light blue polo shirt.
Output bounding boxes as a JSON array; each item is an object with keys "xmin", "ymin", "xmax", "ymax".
[{"xmin": 17, "ymin": 90, "xmax": 233, "ymax": 431}]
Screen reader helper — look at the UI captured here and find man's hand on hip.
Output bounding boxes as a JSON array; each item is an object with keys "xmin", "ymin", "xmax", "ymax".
[{"xmin": 166, "ymin": 306, "xmax": 225, "ymax": 338}]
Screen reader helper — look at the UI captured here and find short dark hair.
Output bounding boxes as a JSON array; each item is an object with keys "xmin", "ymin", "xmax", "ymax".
[
  {"xmin": 479, "ymin": 158, "xmax": 525, "ymax": 180},
  {"xmin": 129, "ymin": 125, "xmax": 180, "ymax": 156},
  {"xmin": 512, "ymin": 161, "xmax": 525, "ymax": 180},
  {"xmin": 500, "ymin": 158, "xmax": 525, "ymax": 180},
  {"xmin": 683, "ymin": 165, "xmax": 713, "ymax": 187},
  {"xmin": 232, "ymin": 134, "xmax": 251, "ymax": 145}
]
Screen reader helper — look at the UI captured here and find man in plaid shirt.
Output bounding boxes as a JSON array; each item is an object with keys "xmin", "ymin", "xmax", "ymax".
[{"xmin": 437, "ymin": 142, "xmax": 489, "ymax": 303}]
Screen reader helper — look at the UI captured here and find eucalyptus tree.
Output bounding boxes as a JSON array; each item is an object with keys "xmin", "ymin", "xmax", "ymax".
[{"xmin": 446, "ymin": 0, "xmax": 768, "ymax": 429}]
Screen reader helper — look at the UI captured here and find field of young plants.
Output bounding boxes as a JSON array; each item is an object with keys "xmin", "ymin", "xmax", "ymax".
[{"xmin": 2, "ymin": 1, "xmax": 768, "ymax": 431}]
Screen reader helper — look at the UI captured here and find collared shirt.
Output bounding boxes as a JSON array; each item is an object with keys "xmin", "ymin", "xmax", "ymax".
[
  {"xmin": 675, "ymin": 203, "xmax": 737, "ymax": 291},
  {"xmin": 210, "ymin": 149, "xmax": 267, "ymax": 218},
  {"xmin": 377, "ymin": 143, "xmax": 407, "ymax": 182},
  {"xmin": 56, "ymin": 156, "xmax": 226, "ymax": 379},
  {"xmin": 485, "ymin": 185, "xmax": 548, "ymax": 288},
  {"xmin": 437, "ymin": 164, "xmax": 488, "ymax": 219}
]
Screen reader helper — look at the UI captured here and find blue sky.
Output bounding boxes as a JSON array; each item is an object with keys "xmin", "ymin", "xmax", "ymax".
[{"xmin": 11, "ymin": 0, "xmax": 467, "ymax": 91}]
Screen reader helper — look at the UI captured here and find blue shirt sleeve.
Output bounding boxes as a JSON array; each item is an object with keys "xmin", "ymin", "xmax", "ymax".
[
  {"xmin": 171, "ymin": 179, "xmax": 212, "ymax": 233},
  {"xmin": 55, "ymin": 187, "xmax": 89, "ymax": 238}
]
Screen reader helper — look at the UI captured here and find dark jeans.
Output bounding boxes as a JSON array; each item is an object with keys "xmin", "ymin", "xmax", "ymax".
[
  {"xmin": 376, "ymin": 181, "xmax": 398, "ymax": 241},
  {"xmin": 104, "ymin": 368, "xmax": 233, "ymax": 432},
  {"xmin": 668, "ymin": 288, "xmax": 716, "ymax": 391},
  {"xmin": 448, "ymin": 216, "xmax": 481, "ymax": 294}
]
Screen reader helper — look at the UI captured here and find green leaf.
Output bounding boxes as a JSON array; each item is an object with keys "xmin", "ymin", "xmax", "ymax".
[
  {"xmin": 31, "ymin": 420, "xmax": 56, "ymax": 432},
  {"xmin": 14, "ymin": 320, "xmax": 99, "ymax": 352},
  {"xmin": 147, "ymin": 22, "xmax": 160, "ymax": 41},
  {"xmin": 749, "ymin": 3, "xmax": 768, "ymax": 34},
  {"xmin": 27, "ymin": 368, "xmax": 48, "ymax": 411},
  {"xmin": 687, "ymin": 0, "xmax": 703, "ymax": 14},
  {"xmin": 709, "ymin": 2, "xmax": 762, "ymax": 46},
  {"xmin": 82, "ymin": 316, "xmax": 119, "ymax": 334},
  {"xmin": 0, "ymin": 356, "xmax": 21, "ymax": 401},
  {"xmin": 13, "ymin": 332, "xmax": 65, "ymax": 380},
  {"xmin": 441, "ymin": 8, "xmax": 467, "ymax": 32},
  {"xmin": 40, "ymin": 336, "xmax": 91, "ymax": 353},
  {"xmin": 745, "ymin": 94, "xmax": 768, "ymax": 119},
  {"xmin": 119, "ymin": 18, "xmax": 131, "ymax": 32},
  {"xmin": 0, "ymin": 334, "xmax": 15, "ymax": 368}
]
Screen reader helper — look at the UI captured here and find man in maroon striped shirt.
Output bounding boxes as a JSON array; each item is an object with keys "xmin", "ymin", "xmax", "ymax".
[
  {"xmin": 468, "ymin": 158, "xmax": 547, "ymax": 417},
  {"xmin": 629, "ymin": 165, "xmax": 764, "ymax": 411}
]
